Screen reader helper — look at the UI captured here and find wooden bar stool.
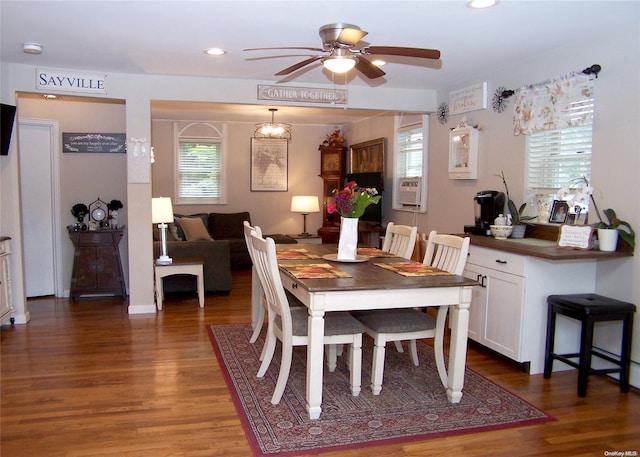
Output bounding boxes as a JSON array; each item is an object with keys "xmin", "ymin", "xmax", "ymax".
[{"xmin": 544, "ymin": 293, "xmax": 636, "ymax": 397}]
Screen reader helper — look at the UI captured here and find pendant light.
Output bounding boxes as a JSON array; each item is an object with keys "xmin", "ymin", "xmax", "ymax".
[{"xmin": 254, "ymin": 108, "xmax": 292, "ymax": 140}]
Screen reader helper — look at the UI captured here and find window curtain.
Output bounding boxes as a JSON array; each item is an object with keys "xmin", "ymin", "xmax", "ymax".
[{"xmin": 513, "ymin": 72, "xmax": 595, "ymax": 135}]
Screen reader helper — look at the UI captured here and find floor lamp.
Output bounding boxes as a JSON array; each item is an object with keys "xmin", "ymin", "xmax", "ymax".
[
  {"xmin": 152, "ymin": 197, "xmax": 174, "ymax": 265},
  {"xmin": 291, "ymin": 195, "xmax": 319, "ymax": 236}
]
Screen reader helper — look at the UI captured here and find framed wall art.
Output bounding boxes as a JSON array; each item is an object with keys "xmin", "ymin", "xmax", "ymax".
[
  {"xmin": 349, "ymin": 137, "xmax": 385, "ymax": 175},
  {"xmin": 250, "ymin": 137, "xmax": 288, "ymax": 191}
]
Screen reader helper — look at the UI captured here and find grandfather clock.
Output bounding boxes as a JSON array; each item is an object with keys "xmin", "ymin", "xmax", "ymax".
[{"xmin": 317, "ymin": 144, "xmax": 347, "ymax": 243}]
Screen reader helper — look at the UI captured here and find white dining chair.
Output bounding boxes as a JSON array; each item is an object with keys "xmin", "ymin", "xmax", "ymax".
[
  {"xmin": 243, "ymin": 221, "xmax": 266, "ymax": 346},
  {"xmin": 381, "ymin": 222, "xmax": 418, "ymax": 259},
  {"xmin": 249, "ymin": 230, "xmax": 365, "ymax": 404},
  {"xmin": 352, "ymin": 230, "xmax": 470, "ymax": 395}
]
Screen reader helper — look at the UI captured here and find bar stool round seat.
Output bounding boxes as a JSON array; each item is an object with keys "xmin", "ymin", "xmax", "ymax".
[{"xmin": 544, "ymin": 293, "xmax": 636, "ymax": 397}]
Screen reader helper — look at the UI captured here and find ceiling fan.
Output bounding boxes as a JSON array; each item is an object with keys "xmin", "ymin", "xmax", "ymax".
[{"xmin": 244, "ymin": 23, "xmax": 441, "ymax": 79}]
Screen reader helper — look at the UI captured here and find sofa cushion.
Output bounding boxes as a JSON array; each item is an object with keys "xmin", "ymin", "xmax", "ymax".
[
  {"xmin": 177, "ymin": 217, "xmax": 213, "ymax": 241},
  {"xmin": 208, "ymin": 212, "xmax": 251, "ymax": 239},
  {"xmin": 174, "ymin": 213, "xmax": 209, "ymax": 240}
]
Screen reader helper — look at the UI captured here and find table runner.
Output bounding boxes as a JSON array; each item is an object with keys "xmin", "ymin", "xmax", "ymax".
[
  {"xmin": 375, "ymin": 261, "xmax": 453, "ymax": 277},
  {"xmin": 279, "ymin": 262, "xmax": 352, "ymax": 279}
]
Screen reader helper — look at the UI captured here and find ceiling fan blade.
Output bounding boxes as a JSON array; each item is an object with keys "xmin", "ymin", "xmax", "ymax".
[
  {"xmin": 365, "ymin": 46, "xmax": 441, "ymax": 60},
  {"xmin": 244, "ymin": 46, "xmax": 324, "ymax": 52},
  {"xmin": 275, "ymin": 56, "xmax": 323, "ymax": 76},
  {"xmin": 355, "ymin": 57, "xmax": 386, "ymax": 79},
  {"xmin": 337, "ymin": 27, "xmax": 368, "ymax": 46}
]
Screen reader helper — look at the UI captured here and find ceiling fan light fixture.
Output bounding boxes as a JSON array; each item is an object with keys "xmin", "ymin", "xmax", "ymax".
[
  {"xmin": 204, "ymin": 47, "xmax": 227, "ymax": 56},
  {"xmin": 323, "ymin": 56, "xmax": 356, "ymax": 74},
  {"xmin": 254, "ymin": 108, "xmax": 292, "ymax": 140},
  {"xmin": 371, "ymin": 59, "xmax": 386, "ymax": 67},
  {"xmin": 467, "ymin": 0, "xmax": 498, "ymax": 9}
]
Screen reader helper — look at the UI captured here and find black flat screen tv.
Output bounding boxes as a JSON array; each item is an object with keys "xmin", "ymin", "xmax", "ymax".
[
  {"xmin": 1, "ymin": 103, "xmax": 17, "ymax": 156},
  {"xmin": 346, "ymin": 171, "xmax": 383, "ymax": 225}
]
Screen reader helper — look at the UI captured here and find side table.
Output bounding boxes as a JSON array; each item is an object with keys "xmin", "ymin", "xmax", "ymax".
[
  {"xmin": 286, "ymin": 234, "xmax": 323, "ymax": 244},
  {"xmin": 154, "ymin": 257, "xmax": 204, "ymax": 310}
]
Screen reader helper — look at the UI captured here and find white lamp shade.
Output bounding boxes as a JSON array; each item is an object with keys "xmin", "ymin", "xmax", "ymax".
[
  {"xmin": 152, "ymin": 197, "xmax": 174, "ymax": 223},
  {"xmin": 323, "ymin": 57, "xmax": 356, "ymax": 73},
  {"xmin": 291, "ymin": 195, "xmax": 320, "ymax": 213}
]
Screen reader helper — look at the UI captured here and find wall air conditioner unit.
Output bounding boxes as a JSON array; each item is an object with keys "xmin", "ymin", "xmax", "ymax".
[{"xmin": 398, "ymin": 177, "xmax": 421, "ymax": 207}]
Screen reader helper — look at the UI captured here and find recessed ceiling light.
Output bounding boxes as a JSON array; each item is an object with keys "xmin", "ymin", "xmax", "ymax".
[
  {"xmin": 23, "ymin": 42, "xmax": 43, "ymax": 54},
  {"xmin": 467, "ymin": 0, "xmax": 498, "ymax": 8},
  {"xmin": 204, "ymin": 47, "xmax": 227, "ymax": 56},
  {"xmin": 372, "ymin": 59, "xmax": 386, "ymax": 67}
]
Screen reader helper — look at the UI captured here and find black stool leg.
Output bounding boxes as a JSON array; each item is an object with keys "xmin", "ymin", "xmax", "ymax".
[
  {"xmin": 620, "ymin": 313, "xmax": 634, "ymax": 393},
  {"xmin": 577, "ymin": 316, "xmax": 595, "ymax": 397},
  {"xmin": 544, "ymin": 305, "xmax": 557, "ymax": 379}
]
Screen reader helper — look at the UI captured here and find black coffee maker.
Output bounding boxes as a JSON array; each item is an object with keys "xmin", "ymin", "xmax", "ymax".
[{"xmin": 464, "ymin": 190, "xmax": 506, "ymax": 236}]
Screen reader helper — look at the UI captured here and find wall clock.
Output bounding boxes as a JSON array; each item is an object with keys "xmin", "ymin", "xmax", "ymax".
[
  {"xmin": 88, "ymin": 198, "xmax": 108, "ymax": 225},
  {"xmin": 437, "ymin": 102, "xmax": 449, "ymax": 124},
  {"xmin": 319, "ymin": 146, "xmax": 345, "ymax": 177}
]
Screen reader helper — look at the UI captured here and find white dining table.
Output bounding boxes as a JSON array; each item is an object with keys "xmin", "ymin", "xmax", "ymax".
[{"xmin": 255, "ymin": 243, "xmax": 476, "ymax": 420}]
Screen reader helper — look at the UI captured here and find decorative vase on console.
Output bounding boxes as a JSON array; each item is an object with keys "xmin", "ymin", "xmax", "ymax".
[{"xmin": 327, "ymin": 181, "xmax": 381, "ymax": 261}]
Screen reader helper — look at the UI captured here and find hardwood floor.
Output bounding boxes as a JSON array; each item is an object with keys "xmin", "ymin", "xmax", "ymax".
[{"xmin": 2, "ymin": 269, "xmax": 638, "ymax": 457}]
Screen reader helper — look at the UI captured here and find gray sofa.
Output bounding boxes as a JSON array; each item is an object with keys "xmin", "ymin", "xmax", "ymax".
[{"xmin": 152, "ymin": 211, "xmax": 297, "ymax": 295}]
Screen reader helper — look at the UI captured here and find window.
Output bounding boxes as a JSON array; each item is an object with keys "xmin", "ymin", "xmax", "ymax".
[
  {"xmin": 526, "ymin": 124, "xmax": 592, "ymax": 194},
  {"xmin": 525, "ymin": 96, "xmax": 593, "ymax": 222},
  {"xmin": 174, "ymin": 122, "xmax": 226, "ymax": 204},
  {"xmin": 397, "ymin": 124, "xmax": 423, "ymax": 178},
  {"xmin": 393, "ymin": 114, "xmax": 428, "ymax": 211}
]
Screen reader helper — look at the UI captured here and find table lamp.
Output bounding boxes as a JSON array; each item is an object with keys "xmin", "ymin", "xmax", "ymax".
[
  {"xmin": 291, "ymin": 195, "xmax": 319, "ymax": 236},
  {"xmin": 152, "ymin": 197, "xmax": 174, "ymax": 265}
]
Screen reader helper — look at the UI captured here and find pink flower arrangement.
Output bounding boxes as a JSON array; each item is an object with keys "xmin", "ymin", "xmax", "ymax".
[{"xmin": 328, "ymin": 181, "xmax": 381, "ymax": 219}]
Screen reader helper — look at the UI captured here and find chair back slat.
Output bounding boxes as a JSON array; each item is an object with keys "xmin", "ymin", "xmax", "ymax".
[
  {"xmin": 249, "ymin": 232, "xmax": 292, "ymax": 333},
  {"xmin": 243, "ymin": 221, "xmax": 262, "ymax": 264},
  {"xmin": 423, "ymin": 230, "xmax": 470, "ymax": 275},
  {"xmin": 382, "ymin": 222, "xmax": 418, "ymax": 259}
]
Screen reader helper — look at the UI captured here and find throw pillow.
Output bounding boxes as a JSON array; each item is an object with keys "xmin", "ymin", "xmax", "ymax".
[{"xmin": 178, "ymin": 217, "xmax": 213, "ymax": 241}]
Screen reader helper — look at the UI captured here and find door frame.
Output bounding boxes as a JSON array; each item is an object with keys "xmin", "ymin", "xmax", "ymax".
[{"xmin": 18, "ymin": 118, "xmax": 63, "ymax": 297}]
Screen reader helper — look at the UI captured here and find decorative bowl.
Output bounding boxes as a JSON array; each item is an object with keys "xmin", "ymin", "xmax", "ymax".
[{"xmin": 490, "ymin": 225, "xmax": 513, "ymax": 239}]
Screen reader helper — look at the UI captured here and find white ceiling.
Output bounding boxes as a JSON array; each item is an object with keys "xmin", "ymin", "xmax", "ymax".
[{"xmin": 2, "ymin": 1, "xmax": 637, "ymax": 125}]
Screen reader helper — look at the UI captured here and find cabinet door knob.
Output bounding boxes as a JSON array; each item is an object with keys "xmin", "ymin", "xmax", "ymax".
[{"xmin": 495, "ymin": 259, "xmax": 507, "ymax": 264}]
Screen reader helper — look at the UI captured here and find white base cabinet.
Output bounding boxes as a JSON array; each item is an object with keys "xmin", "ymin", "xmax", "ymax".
[
  {"xmin": 463, "ymin": 245, "xmax": 598, "ymax": 374},
  {"xmin": 0, "ymin": 238, "xmax": 14, "ymax": 325}
]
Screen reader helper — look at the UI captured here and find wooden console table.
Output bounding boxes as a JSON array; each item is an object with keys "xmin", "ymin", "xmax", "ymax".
[{"xmin": 67, "ymin": 226, "xmax": 127, "ymax": 300}]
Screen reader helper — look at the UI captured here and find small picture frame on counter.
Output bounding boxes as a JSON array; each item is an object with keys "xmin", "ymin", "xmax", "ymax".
[{"xmin": 549, "ymin": 200, "xmax": 569, "ymax": 223}]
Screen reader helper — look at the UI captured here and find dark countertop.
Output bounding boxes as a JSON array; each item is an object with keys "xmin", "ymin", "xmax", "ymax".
[
  {"xmin": 465, "ymin": 234, "xmax": 632, "ymax": 261},
  {"xmin": 0, "ymin": 236, "xmax": 11, "ymax": 242}
]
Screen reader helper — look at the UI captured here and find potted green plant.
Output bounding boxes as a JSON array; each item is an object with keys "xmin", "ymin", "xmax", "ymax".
[
  {"xmin": 496, "ymin": 171, "xmax": 536, "ymax": 238},
  {"xmin": 507, "ymin": 199, "xmax": 537, "ymax": 238},
  {"xmin": 592, "ymin": 208, "xmax": 635, "ymax": 252},
  {"xmin": 559, "ymin": 176, "xmax": 635, "ymax": 251}
]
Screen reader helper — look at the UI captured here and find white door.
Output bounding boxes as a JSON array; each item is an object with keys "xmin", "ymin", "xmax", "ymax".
[{"xmin": 18, "ymin": 120, "xmax": 59, "ymax": 297}]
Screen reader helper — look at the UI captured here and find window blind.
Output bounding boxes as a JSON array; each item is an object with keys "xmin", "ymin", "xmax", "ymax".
[
  {"xmin": 526, "ymin": 99, "xmax": 593, "ymax": 194},
  {"xmin": 178, "ymin": 141, "xmax": 221, "ymax": 199},
  {"xmin": 397, "ymin": 124, "xmax": 423, "ymax": 178}
]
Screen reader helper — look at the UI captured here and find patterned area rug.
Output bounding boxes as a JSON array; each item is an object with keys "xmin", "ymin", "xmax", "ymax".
[{"xmin": 208, "ymin": 324, "xmax": 552, "ymax": 456}]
